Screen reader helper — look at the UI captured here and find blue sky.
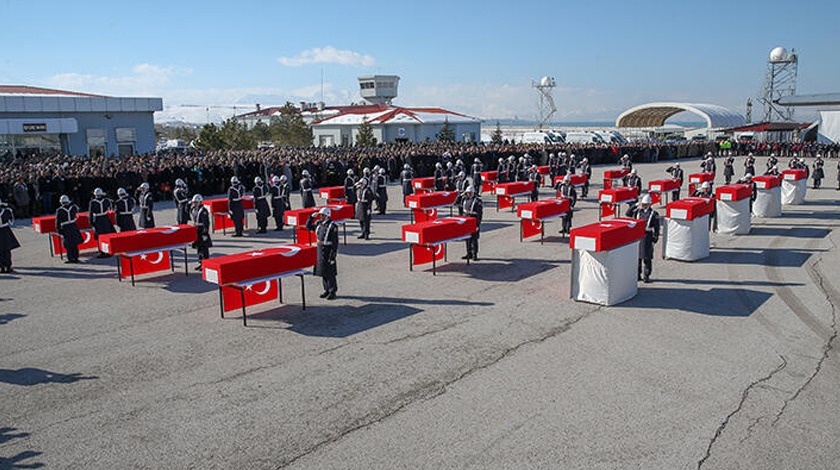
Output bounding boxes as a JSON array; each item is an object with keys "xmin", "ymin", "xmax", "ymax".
[{"xmin": 1, "ymin": 0, "xmax": 838, "ymax": 123}]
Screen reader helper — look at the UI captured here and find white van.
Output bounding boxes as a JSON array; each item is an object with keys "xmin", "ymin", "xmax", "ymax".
[
  {"xmin": 521, "ymin": 131, "xmax": 563, "ymax": 144},
  {"xmin": 564, "ymin": 132, "xmax": 606, "ymax": 144}
]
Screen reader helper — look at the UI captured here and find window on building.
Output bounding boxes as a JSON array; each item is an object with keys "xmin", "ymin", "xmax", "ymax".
[{"xmin": 87, "ymin": 128, "xmax": 107, "ymax": 157}]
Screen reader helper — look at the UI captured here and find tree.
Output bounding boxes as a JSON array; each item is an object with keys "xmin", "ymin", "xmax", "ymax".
[
  {"xmin": 436, "ymin": 117, "xmax": 455, "ymax": 143},
  {"xmin": 250, "ymin": 120, "xmax": 271, "ymax": 143},
  {"xmin": 194, "ymin": 119, "xmax": 255, "ymax": 151},
  {"xmin": 195, "ymin": 123, "xmax": 224, "ymax": 151},
  {"xmin": 269, "ymin": 102, "xmax": 313, "ymax": 147},
  {"xmin": 491, "ymin": 121, "xmax": 504, "ymax": 145},
  {"xmin": 355, "ymin": 119, "xmax": 377, "ymax": 147}
]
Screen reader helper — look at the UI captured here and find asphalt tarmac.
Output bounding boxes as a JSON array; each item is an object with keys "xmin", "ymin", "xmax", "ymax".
[{"xmin": 1, "ymin": 156, "xmax": 838, "ymax": 469}]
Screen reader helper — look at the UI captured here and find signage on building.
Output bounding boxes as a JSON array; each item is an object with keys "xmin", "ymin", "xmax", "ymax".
[
  {"xmin": 398, "ymin": 127, "xmax": 406, "ymax": 137},
  {"xmin": 23, "ymin": 123, "xmax": 47, "ymax": 133}
]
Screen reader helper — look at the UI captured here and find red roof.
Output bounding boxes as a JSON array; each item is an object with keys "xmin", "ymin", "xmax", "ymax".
[
  {"xmin": 723, "ymin": 121, "xmax": 809, "ymax": 133},
  {"xmin": 0, "ymin": 85, "xmax": 104, "ymax": 97}
]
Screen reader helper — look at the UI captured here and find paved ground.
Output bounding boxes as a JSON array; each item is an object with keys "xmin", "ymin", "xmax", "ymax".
[{"xmin": 1, "ymin": 156, "xmax": 839, "ymax": 470}]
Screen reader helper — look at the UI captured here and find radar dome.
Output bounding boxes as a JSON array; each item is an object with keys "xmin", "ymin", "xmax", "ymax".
[
  {"xmin": 540, "ymin": 76, "xmax": 555, "ymax": 87},
  {"xmin": 770, "ymin": 46, "xmax": 787, "ymax": 62}
]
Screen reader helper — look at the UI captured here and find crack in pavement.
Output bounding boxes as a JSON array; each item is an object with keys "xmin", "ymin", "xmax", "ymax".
[
  {"xmin": 274, "ymin": 308, "xmax": 598, "ymax": 469},
  {"xmin": 771, "ymin": 260, "xmax": 838, "ymax": 426},
  {"xmin": 696, "ymin": 354, "xmax": 787, "ymax": 470}
]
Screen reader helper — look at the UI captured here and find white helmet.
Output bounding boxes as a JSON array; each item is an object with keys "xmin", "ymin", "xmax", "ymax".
[
  {"xmin": 139, "ymin": 182, "xmax": 150, "ymax": 191},
  {"xmin": 191, "ymin": 194, "xmax": 203, "ymax": 204},
  {"xmin": 630, "ymin": 168, "xmax": 637, "ymax": 174},
  {"xmin": 280, "ymin": 175, "xmax": 288, "ymax": 182},
  {"xmin": 474, "ymin": 158, "xmax": 480, "ymax": 164},
  {"xmin": 447, "ymin": 162, "xmax": 453, "ymax": 168},
  {"xmin": 356, "ymin": 178, "xmax": 368, "ymax": 186},
  {"xmin": 700, "ymin": 182, "xmax": 711, "ymax": 189},
  {"xmin": 379, "ymin": 168, "xmax": 386, "ymax": 175},
  {"xmin": 549, "ymin": 153, "xmax": 556, "ymax": 158},
  {"xmin": 117, "ymin": 188, "xmax": 127, "ymax": 197},
  {"xmin": 347, "ymin": 169, "xmax": 355, "ymax": 175},
  {"xmin": 674, "ymin": 162, "xmax": 680, "ymax": 167},
  {"xmin": 254, "ymin": 176, "xmax": 263, "ymax": 184},
  {"xmin": 231, "ymin": 176, "xmax": 240, "ymax": 184},
  {"xmin": 364, "ymin": 167, "xmax": 371, "ymax": 174},
  {"xmin": 175, "ymin": 178, "xmax": 185, "ymax": 187},
  {"xmin": 498, "ymin": 157, "xmax": 504, "ymax": 163},
  {"xmin": 640, "ymin": 194, "xmax": 652, "ymax": 205},
  {"xmin": 93, "ymin": 187, "xmax": 105, "ymax": 197},
  {"xmin": 272, "ymin": 175, "xmax": 280, "ymax": 184},
  {"xmin": 60, "ymin": 195, "xmax": 71, "ymax": 205},
  {"xmin": 436, "ymin": 162, "xmax": 442, "ymax": 169},
  {"xmin": 744, "ymin": 173, "xmax": 753, "ymax": 179},
  {"xmin": 456, "ymin": 159, "xmax": 463, "ymax": 166},
  {"xmin": 458, "ymin": 171, "xmax": 465, "ymax": 177},
  {"xmin": 302, "ymin": 170, "xmax": 310, "ymax": 177},
  {"xmin": 318, "ymin": 207, "xmax": 331, "ymax": 217},
  {"xmin": 465, "ymin": 185, "xmax": 475, "ymax": 193},
  {"xmin": 404, "ymin": 164, "xmax": 410, "ymax": 170}
]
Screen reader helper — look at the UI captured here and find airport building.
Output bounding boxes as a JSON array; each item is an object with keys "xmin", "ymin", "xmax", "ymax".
[{"xmin": 0, "ymin": 85, "xmax": 162, "ymax": 157}]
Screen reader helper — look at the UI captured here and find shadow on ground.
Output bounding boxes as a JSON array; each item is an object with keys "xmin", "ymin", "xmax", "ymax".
[
  {"xmin": 617, "ymin": 286, "xmax": 773, "ymax": 317},
  {"xmin": 429, "ymin": 258, "xmax": 565, "ymax": 282},
  {"xmin": 0, "ymin": 450, "xmax": 44, "ymax": 469},
  {"xmin": 750, "ymin": 226, "xmax": 831, "ymax": 239},
  {"xmin": 703, "ymin": 247, "xmax": 823, "ymax": 268},
  {"xmin": 240, "ymin": 302, "xmax": 423, "ymax": 337},
  {"xmin": 0, "ymin": 368, "xmax": 98, "ymax": 386},
  {"xmin": 0, "ymin": 314, "xmax": 25, "ymax": 326}
]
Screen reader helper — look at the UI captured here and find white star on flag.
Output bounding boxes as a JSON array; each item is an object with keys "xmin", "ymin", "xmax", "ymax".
[
  {"xmin": 250, "ymin": 252, "xmax": 264, "ymax": 257},
  {"xmin": 140, "ymin": 254, "xmax": 147, "ymax": 260}
]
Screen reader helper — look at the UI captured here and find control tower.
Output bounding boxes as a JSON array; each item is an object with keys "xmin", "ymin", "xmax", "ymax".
[{"xmin": 358, "ymin": 75, "xmax": 400, "ymax": 105}]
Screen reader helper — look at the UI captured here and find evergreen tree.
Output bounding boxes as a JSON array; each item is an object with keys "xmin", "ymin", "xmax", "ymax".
[
  {"xmin": 491, "ymin": 121, "xmax": 504, "ymax": 145},
  {"xmin": 437, "ymin": 117, "xmax": 456, "ymax": 143},
  {"xmin": 269, "ymin": 102, "xmax": 313, "ymax": 147},
  {"xmin": 355, "ymin": 119, "xmax": 377, "ymax": 147}
]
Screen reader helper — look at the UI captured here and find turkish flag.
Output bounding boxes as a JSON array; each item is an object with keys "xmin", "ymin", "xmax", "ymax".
[
  {"xmin": 412, "ymin": 243, "xmax": 446, "ymax": 266},
  {"xmin": 497, "ymin": 195, "xmax": 514, "ymax": 209},
  {"xmin": 600, "ymin": 203, "xmax": 616, "ymax": 219},
  {"xmin": 604, "ymin": 179, "xmax": 613, "ymax": 190},
  {"xmin": 521, "ymin": 219, "xmax": 543, "ymax": 239},
  {"xmin": 52, "ymin": 230, "xmax": 97, "ymax": 255},
  {"xmin": 650, "ymin": 192, "xmax": 662, "ymax": 205},
  {"xmin": 688, "ymin": 183, "xmax": 697, "ymax": 195},
  {"xmin": 413, "ymin": 208, "xmax": 438, "ymax": 223},
  {"xmin": 482, "ymin": 182, "xmax": 496, "ymax": 193},
  {"xmin": 221, "ymin": 280, "xmax": 279, "ymax": 312},
  {"xmin": 119, "ymin": 251, "xmax": 171, "ymax": 278},
  {"xmin": 212, "ymin": 214, "xmax": 235, "ymax": 231},
  {"xmin": 296, "ymin": 228, "xmax": 316, "ymax": 245}
]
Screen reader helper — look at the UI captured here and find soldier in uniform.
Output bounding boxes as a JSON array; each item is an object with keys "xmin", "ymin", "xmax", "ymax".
[
  {"xmin": 625, "ymin": 194, "xmax": 660, "ymax": 283},
  {"xmin": 470, "ymin": 158, "xmax": 483, "ymax": 193},
  {"xmin": 723, "ymin": 154, "xmax": 735, "ymax": 184},
  {"xmin": 624, "ymin": 168, "xmax": 643, "ymax": 193},
  {"xmin": 454, "ymin": 171, "xmax": 468, "ymax": 215},
  {"xmin": 137, "ymin": 183, "xmax": 155, "ymax": 228},
  {"xmin": 228, "ymin": 176, "xmax": 246, "ymax": 237},
  {"xmin": 434, "ymin": 162, "xmax": 445, "ymax": 191},
  {"xmin": 691, "ymin": 181, "xmax": 715, "ymax": 230},
  {"xmin": 376, "ymin": 168, "xmax": 388, "ymax": 215},
  {"xmin": 189, "ymin": 194, "xmax": 212, "ymax": 270},
  {"xmin": 0, "ymin": 197, "xmax": 20, "ymax": 273},
  {"xmin": 812, "ymin": 154, "xmax": 825, "ymax": 189},
  {"xmin": 56, "ymin": 195, "xmax": 83, "ymax": 264},
  {"xmin": 344, "ymin": 169, "xmax": 358, "ymax": 206},
  {"xmin": 399, "ymin": 164, "xmax": 414, "ymax": 205},
  {"xmin": 173, "ymin": 178, "xmax": 190, "ymax": 225},
  {"xmin": 461, "ymin": 186, "xmax": 483, "ymax": 261},
  {"xmin": 270, "ymin": 175, "xmax": 289, "ymax": 231},
  {"xmin": 306, "ymin": 207, "xmax": 339, "ymax": 300},
  {"xmin": 252, "ymin": 176, "xmax": 270, "ymax": 234},
  {"xmin": 665, "ymin": 162, "xmax": 684, "ymax": 200},
  {"xmin": 548, "ymin": 153, "xmax": 560, "ymax": 183},
  {"xmin": 496, "ymin": 157, "xmax": 507, "ymax": 184},
  {"xmin": 300, "ymin": 170, "xmax": 316, "ymax": 208},
  {"xmin": 579, "ymin": 157, "xmax": 592, "ymax": 198},
  {"xmin": 89, "ymin": 187, "xmax": 116, "ymax": 258},
  {"xmin": 445, "ymin": 162, "xmax": 457, "ymax": 190},
  {"xmin": 355, "ymin": 178, "xmax": 374, "ymax": 240},
  {"xmin": 736, "ymin": 173, "xmax": 757, "ymax": 212},
  {"xmin": 555, "ymin": 174, "xmax": 577, "ymax": 236},
  {"xmin": 619, "ymin": 153, "xmax": 632, "ymax": 170},
  {"xmin": 766, "ymin": 153, "xmax": 779, "ymax": 172},
  {"xmin": 528, "ymin": 165, "xmax": 541, "ymax": 202},
  {"xmin": 115, "ymin": 187, "xmax": 136, "ymax": 232},
  {"xmin": 744, "ymin": 153, "xmax": 756, "ymax": 177},
  {"xmin": 765, "ymin": 165, "xmax": 780, "ymax": 176}
]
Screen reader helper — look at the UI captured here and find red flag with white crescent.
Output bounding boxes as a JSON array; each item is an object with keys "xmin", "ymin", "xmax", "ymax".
[
  {"xmin": 521, "ymin": 219, "xmax": 543, "ymax": 239},
  {"xmin": 221, "ymin": 280, "xmax": 279, "ymax": 312},
  {"xmin": 497, "ymin": 195, "xmax": 514, "ymax": 209},
  {"xmin": 412, "ymin": 244, "xmax": 445, "ymax": 266},
  {"xmin": 413, "ymin": 208, "xmax": 438, "ymax": 223},
  {"xmin": 119, "ymin": 251, "xmax": 171, "ymax": 278},
  {"xmin": 52, "ymin": 230, "xmax": 98, "ymax": 255},
  {"xmin": 212, "ymin": 214, "xmax": 235, "ymax": 232},
  {"xmin": 650, "ymin": 192, "xmax": 662, "ymax": 205},
  {"xmin": 296, "ymin": 228, "xmax": 316, "ymax": 245},
  {"xmin": 600, "ymin": 203, "xmax": 616, "ymax": 219}
]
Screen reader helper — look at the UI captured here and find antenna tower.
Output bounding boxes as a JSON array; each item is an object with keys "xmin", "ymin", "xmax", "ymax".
[
  {"xmin": 759, "ymin": 47, "xmax": 798, "ymax": 122},
  {"xmin": 532, "ymin": 76, "xmax": 557, "ymax": 129}
]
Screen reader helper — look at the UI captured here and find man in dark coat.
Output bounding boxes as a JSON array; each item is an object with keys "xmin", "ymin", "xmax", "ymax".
[
  {"xmin": 114, "ymin": 188, "xmax": 136, "ymax": 232},
  {"xmin": 624, "ymin": 168, "xmax": 642, "ymax": 192},
  {"xmin": 355, "ymin": 178, "xmax": 374, "ymax": 240},
  {"xmin": 579, "ymin": 157, "xmax": 592, "ymax": 198},
  {"xmin": 56, "ymin": 195, "xmax": 82, "ymax": 263},
  {"xmin": 555, "ymin": 174, "xmax": 577, "ymax": 236},
  {"xmin": 665, "ymin": 162, "xmax": 684, "ymax": 200},
  {"xmin": 88, "ymin": 188, "xmax": 115, "ymax": 258},
  {"xmin": 344, "ymin": 169, "xmax": 358, "ymax": 205},
  {"xmin": 744, "ymin": 153, "xmax": 756, "ymax": 177},
  {"xmin": 625, "ymin": 194, "xmax": 660, "ymax": 283},
  {"xmin": 470, "ymin": 158, "xmax": 484, "ymax": 194},
  {"xmin": 375, "ymin": 168, "xmax": 388, "ymax": 215},
  {"xmin": 434, "ymin": 162, "xmax": 445, "ymax": 191},
  {"xmin": 306, "ymin": 207, "xmax": 339, "ymax": 300},
  {"xmin": 812, "ymin": 154, "xmax": 825, "ymax": 189},
  {"xmin": 190, "ymin": 194, "xmax": 212, "ymax": 270},
  {"xmin": 173, "ymin": 178, "xmax": 190, "ymax": 225},
  {"xmin": 270, "ymin": 175, "xmax": 289, "ymax": 231},
  {"xmin": 399, "ymin": 164, "xmax": 414, "ymax": 205},
  {"xmin": 252, "ymin": 176, "xmax": 270, "ymax": 234},
  {"xmin": 228, "ymin": 176, "xmax": 246, "ymax": 237},
  {"xmin": 300, "ymin": 170, "xmax": 316, "ymax": 208},
  {"xmin": 0, "ymin": 197, "xmax": 20, "ymax": 273},
  {"xmin": 461, "ymin": 185, "xmax": 483, "ymax": 260},
  {"xmin": 137, "ymin": 183, "xmax": 155, "ymax": 229},
  {"xmin": 723, "ymin": 155, "xmax": 735, "ymax": 184}
]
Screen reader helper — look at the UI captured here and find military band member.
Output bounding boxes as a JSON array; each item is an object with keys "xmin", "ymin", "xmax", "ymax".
[
  {"xmin": 137, "ymin": 183, "xmax": 155, "ymax": 228},
  {"xmin": 306, "ymin": 207, "xmax": 339, "ymax": 300},
  {"xmin": 115, "ymin": 187, "xmax": 136, "ymax": 232},
  {"xmin": 270, "ymin": 175, "xmax": 289, "ymax": 231},
  {"xmin": 228, "ymin": 176, "xmax": 246, "ymax": 237},
  {"xmin": 461, "ymin": 185, "xmax": 483, "ymax": 261},
  {"xmin": 56, "ymin": 195, "xmax": 82, "ymax": 264},
  {"xmin": 89, "ymin": 187, "xmax": 115, "ymax": 258},
  {"xmin": 300, "ymin": 169, "xmax": 316, "ymax": 208},
  {"xmin": 189, "ymin": 194, "xmax": 212, "ymax": 270},
  {"xmin": 173, "ymin": 178, "xmax": 190, "ymax": 225},
  {"xmin": 252, "ymin": 176, "xmax": 270, "ymax": 234},
  {"xmin": 625, "ymin": 194, "xmax": 660, "ymax": 283},
  {"xmin": 0, "ymin": 197, "xmax": 20, "ymax": 273}
]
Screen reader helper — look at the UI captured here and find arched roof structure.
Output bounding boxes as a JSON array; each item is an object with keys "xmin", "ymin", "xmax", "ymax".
[{"xmin": 616, "ymin": 102, "xmax": 746, "ymax": 128}]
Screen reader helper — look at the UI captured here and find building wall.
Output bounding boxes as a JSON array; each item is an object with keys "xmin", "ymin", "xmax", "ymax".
[{"xmin": 313, "ymin": 122, "xmax": 481, "ymax": 146}]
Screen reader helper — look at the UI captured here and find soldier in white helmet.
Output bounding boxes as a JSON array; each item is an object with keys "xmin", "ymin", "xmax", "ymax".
[
  {"xmin": 190, "ymin": 194, "xmax": 212, "ymax": 270},
  {"xmin": 306, "ymin": 206, "xmax": 339, "ymax": 299},
  {"xmin": 270, "ymin": 175, "xmax": 289, "ymax": 231},
  {"xmin": 461, "ymin": 185, "xmax": 483, "ymax": 260},
  {"xmin": 399, "ymin": 163, "xmax": 414, "ymax": 204},
  {"xmin": 114, "ymin": 187, "xmax": 136, "ymax": 232},
  {"xmin": 89, "ymin": 187, "xmax": 115, "ymax": 258},
  {"xmin": 0, "ymin": 196, "xmax": 20, "ymax": 273},
  {"xmin": 173, "ymin": 178, "xmax": 190, "ymax": 225},
  {"xmin": 137, "ymin": 183, "xmax": 155, "ymax": 228},
  {"xmin": 625, "ymin": 193, "xmax": 660, "ymax": 283},
  {"xmin": 375, "ymin": 168, "xmax": 388, "ymax": 215},
  {"xmin": 252, "ymin": 176, "xmax": 270, "ymax": 234},
  {"xmin": 228, "ymin": 176, "xmax": 246, "ymax": 237},
  {"xmin": 300, "ymin": 169, "xmax": 316, "ymax": 208},
  {"xmin": 344, "ymin": 169, "xmax": 358, "ymax": 205},
  {"xmin": 56, "ymin": 195, "xmax": 82, "ymax": 263},
  {"xmin": 355, "ymin": 178, "xmax": 375, "ymax": 240}
]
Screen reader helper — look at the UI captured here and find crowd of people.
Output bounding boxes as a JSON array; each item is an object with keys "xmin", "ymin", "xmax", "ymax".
[{"xmin": 1, "ymin": 139, "xmax": 838, "ymax": 219}]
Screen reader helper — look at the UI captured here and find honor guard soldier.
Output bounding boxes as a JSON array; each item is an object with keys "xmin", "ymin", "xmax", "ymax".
[
  {"xmin": 56, "ymin": 195, "xmax": 82, "ymax": 264},
  {"xmin": 579, "ymin": 157, "xmax": 592, "ymax": 198},
  {"xmin": 812, "ymin": 155, "xmax": 825, "ymax": 189},
  {"xmin": 454, "ymin": 171, "xmax": 468, "ymax": 215},
  {"xmin": 528, "ymin": 165, "xmax": 541, "ymax": 202},
  {"xmin": 691, "ymin": 181, "xmax": 715, "ymax": 230},
  {"xmin": 625, "ymin": 194, "xmax": 660, "ymax": 283},
  {"xmin": 470, "ymin": 158, "xmax": 483, "ymax": 193},
  {"xmin": 173, "ymin": 178, "xmax": 190, "ymax": 225},
  {"xmin": 344, "ymin": 169, "xmax": 358, "ymax": 205},
  {"xmin": 306, "ymin": 207, "xmax": 339, "ymax": 300},
  {"xmin": 454, "ymin": 159, "xmax": 465, "ymax": 177},
  {"xmin": 252, "ymin": 176, "xmax": 270, "ymax": 234},
  {"xmin": 624, "ymin": 168, "xmax": 643, "ymax": 192},
  {"xmin": 445, "ymin": 162, "xmax": 456, "ymax": 190},
  {"xmin": 376, "ymin": 168, "xmax": 388, "ymax": 215},
  {"xmin": 228, "ymin": 176, "xmax": 246, "ymax": 237},
  {"xmin": 434, "ymin": 162, "xmax": 445, "ymax": 191},
  {"xmin": 355, "ymin": 178, "xmax": 374, "ymax": 240},
  {"xmin": 766, "ymin": 153, "xmax": 778, "ymax": 172},
  {"xmin": 723, "ymin": 155, "xmax": 735, "ymax": 184},
  {"xmin": 270, "ymin": 175, "xmax": 289, "ymax": 231},
  {"xmin": 189, "ymin": 195, "xmax": 212, "ymax": 270},
  {"xmin": 115, "ymin": 187, "xmax": 136, "ymax": 232},
  {"xmin": 736, "ymin": 173, "xmax": 757, "ymax": 212},
  {"xmin": 555, "ymin": 174, "xmax": 577, "ymax": 237},
  {"xmin": 496, "ymin": 157, "xmax": 507, "ymax": 184},
  {"xmin": 548, "ymin": 153, "xmax": 560, "ymax": 182},
  {"xmin": 0, "ymin": 197, "xmax": 20, "ymax": 273},
  {"xmin": 461, "ymin": 185, "xmax": 483, "ymax": 261},
  {"xmin": 702, "ymin": 152, "xmax": 716, "ymax": 174},
  {"xmin": 836, "ymin": 159, "xmax": 840, "ymax": 190},
  {"xmin": 744, "ymin": 153, "xmax": 756, "ymax": 176},
  {"xmin": 399, "ymin": 164, "xmax": 414, "ymax": 205},
  {"xmin": 765, "ymin": 165, "xmax": 780, "ymax": 176},
  {"xmin": 619, "ymin": 153, "xmax": 632, "ymax": 170},
  {"xmin": 665, "ymin": 162, "xmax": 684, "ymax": 200},
  {"xmin": 137, "ymin": 183, "xmax": 155, "ymax": 228},
  {"xmin": 300, "ymin": 170, "xmax": 316, "ymax": 208},
  {"xmin": 89, "ymin": 188, "xmax": 116, "ymax": 258}
]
